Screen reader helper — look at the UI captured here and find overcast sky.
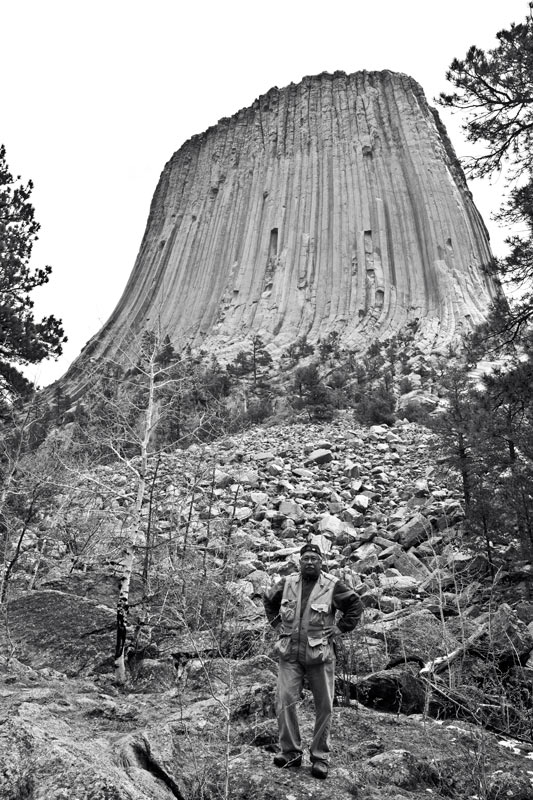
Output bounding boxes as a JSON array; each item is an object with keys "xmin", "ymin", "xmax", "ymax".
[{"xmin": 2, "ymin": 0, "xmax": 528, "ymax": 387}]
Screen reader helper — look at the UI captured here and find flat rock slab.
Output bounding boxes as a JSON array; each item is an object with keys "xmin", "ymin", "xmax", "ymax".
[
  {"xmin": 1, "ymin": 590, "xmax": 115, "ymax": 676},
  {"xmin": 42, "ymin": 570, "xmax": 142, "ymax": 608},
  {"xmin": 305, "ymin": 449, "xmax": 333, "ymax": 465}
]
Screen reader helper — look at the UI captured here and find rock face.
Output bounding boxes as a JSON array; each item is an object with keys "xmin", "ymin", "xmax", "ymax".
[{"xmin": 77, "ymin": 70, "xmax": 497, "ymax": 368}]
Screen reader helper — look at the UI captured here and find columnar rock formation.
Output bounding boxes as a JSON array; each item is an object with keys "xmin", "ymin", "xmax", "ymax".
[{"xmin": 78, "ymin": 70, "xmax": 498, "ymax": 368}]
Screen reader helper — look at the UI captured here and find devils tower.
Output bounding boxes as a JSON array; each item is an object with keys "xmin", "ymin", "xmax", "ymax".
[{"xmin": 75, "ymin": 70, "xmax": 498, "ymax": 371}]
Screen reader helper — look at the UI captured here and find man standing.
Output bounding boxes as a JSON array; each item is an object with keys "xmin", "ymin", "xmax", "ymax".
[{"xmin": 263, "ymin": 543, "xmax": 363, "ymax": 780}]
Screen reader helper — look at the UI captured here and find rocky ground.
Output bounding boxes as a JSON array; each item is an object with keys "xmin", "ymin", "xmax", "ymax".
[{"xmin": 1, "ymin": 414, "xmax": 533, "ymax": 799}]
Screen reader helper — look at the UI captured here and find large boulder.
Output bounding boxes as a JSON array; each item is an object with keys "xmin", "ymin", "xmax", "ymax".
[
  {"xmin": 363, "ymin": 607, "xmax": 458, "ymax": 663},
  {"xmin": 344, "ymin": 668, "xmax": 426, "ymax": 714},
  {"xmin": 476, "ymin": 603, "xmax": 533, "ymax": 660},
  {"xmin": 42, "ymin": 570, "xmax": 142, "ymax": 609},
  {"xmin": 0, "ymin": 590, "xmax": 116, "ymax": 675},
  {"xmin": 395, "ymin": 513, "xmax": 433, "ymax": 548}
]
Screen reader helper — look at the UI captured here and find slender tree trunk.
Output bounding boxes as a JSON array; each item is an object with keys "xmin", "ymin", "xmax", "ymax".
[
  {"xmin": 27, "ymin": 536, "xmax": 47, "ymax": 592},
  {"xmin": 0, "ymin": 488, "xmax": 39, "ymax": 602},
  {"xmin": 507, "ymin": 435, "xmax": 532, "ymax": 558},
  {"xmin": 132, "ymin": 454, "xmax": 162, "ymax": 657},
  {"xmin": 114, "ymin": 347, "xmax": 157, "ymax": 684},
  {"xmin": 2, "ymin": 524, "xmax": 30, "ymax": 603},
  {"xmin": 198, "ymin": 463, "xmax": 216, "ymax": 628},
  {"xmin": 142, "ymin": 454, "xmax": 161, "ymax": 591},
  {"xmin": 0, "ymin": 423, "xmax": 26, "ymax": 605},
  {"xmin": 114, "ymin": 541, "xmax": 134, "ymax": 684},
  {"xmin": 458, "ymin": 435, "xmax": 471, "ymax": 507},
  {"xmin": 481, "ymin": 512, "xmax": 495, "ymax": 582},
  {"xmin": 223, "ymin": 670, "xmax": 232, "ymax": 800}
]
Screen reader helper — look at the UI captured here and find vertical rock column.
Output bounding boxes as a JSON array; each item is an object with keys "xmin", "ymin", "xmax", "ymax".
[{"xmin": 74, "ymin": 70, "xmax": 498, "ymax": 370}]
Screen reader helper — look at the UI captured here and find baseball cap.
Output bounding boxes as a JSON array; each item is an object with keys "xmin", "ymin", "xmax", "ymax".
[{"xmin": 300, "ymin": 543, "xmax": 322, "ymax": 558}]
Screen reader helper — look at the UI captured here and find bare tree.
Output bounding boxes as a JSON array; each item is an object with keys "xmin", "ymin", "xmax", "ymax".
[
  {"xmin": 72, "ymin": 330, "xmax": 225, "ymax": 683},
  {"xmin": 0, "ymin": 395, "xmax": 63, "ymax": 602}
]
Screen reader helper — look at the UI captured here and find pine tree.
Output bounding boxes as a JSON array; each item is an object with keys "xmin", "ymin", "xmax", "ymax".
[
  {"xmin": 439, "ymin": 8, "xmax": 533, "ymax": 330},
  {"xmin": 0, "ymin": 145, "xmax": 66, "ymax": 395}
]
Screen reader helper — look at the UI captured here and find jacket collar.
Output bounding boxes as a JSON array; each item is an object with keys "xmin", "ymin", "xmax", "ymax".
[{"xmin": 294, "ymin": 571, "xmax": 325, "ymax": 586}]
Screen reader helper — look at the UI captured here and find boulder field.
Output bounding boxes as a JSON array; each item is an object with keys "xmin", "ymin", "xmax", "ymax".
[{"xmin": 1, "ymin": 416, "xmax": 532, "ymax": 798}]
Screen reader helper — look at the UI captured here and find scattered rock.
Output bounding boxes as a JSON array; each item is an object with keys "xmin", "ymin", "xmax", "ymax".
[
  {"xmin": 305, "ymin": 448, "xmax": 333, "ymax": 465},
  {"xmin": 367, "ymin": 748, "xmax": 440, "ymax": 790}
]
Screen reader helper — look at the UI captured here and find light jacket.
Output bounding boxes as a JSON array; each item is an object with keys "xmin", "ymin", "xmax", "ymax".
[{"xmin": 275, "ymin": 572, "xmax": 339, "ymax": 664}]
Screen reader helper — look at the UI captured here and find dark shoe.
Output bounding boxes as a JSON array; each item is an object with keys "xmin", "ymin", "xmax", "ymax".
[
  {"xmin": 311, "ymin": 760, "xmax": 328, "ymax": 779},
  {"xmin": 273, "ymin": 753, "xmax": 302, "ymax": 768}
]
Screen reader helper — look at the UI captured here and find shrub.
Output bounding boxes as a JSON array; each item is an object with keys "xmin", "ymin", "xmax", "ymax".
[
  {"xmin": 281, "ymin": 336, "xmax": 315, "ymax": 364},
  {"xmin": 245, "ymin": 397, "xmax": 273, "ymax": 424},
  {"xmin": 355, "ymin": 388, "xmax": 396, "ymax": 426},
  {"xmin": 401, "ymin": 400, "xmax": 430, "ymax": 425},
  {"xmin": 399, "ymin": 376, "xmax": 414, "ymax": 395}
]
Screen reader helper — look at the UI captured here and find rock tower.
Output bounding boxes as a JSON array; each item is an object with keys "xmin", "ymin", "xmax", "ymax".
[{"xmin": 76, "ymin": 70, "xmax": 498, "ymax": 370}]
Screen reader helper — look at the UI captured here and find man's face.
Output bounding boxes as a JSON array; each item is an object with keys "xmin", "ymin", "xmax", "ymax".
[{"xmin": 300, "ymin": 553, "xmax": 322, "ymax": 579}]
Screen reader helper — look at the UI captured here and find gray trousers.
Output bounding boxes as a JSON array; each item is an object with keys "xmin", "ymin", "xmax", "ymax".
[{"xmin": 276, "ymin": 658, "xmax": 335, "ymax": 763}]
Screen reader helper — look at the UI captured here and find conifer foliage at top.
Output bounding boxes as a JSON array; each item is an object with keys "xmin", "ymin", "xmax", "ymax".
[
  {"xmin": 439, "ymin": 6, "xmax": 533, "ymax": 330},
  {"xmin": 0, "ymin": 145, "xmax": 66, "ymax": 396}
]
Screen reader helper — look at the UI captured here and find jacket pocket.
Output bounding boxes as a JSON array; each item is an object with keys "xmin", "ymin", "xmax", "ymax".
[
  {"xmin": 309, "ymin": 602, "xmax": 329, "ymax": 626},
  {"xmin": 306, "ymin": 634, "xmax": 333, "ymax": 665},
  {"xmin": 280, "ymin": 599, "xmax": 296, "ymax": 624},
  {"xmin": 274, "ymin": 634, "xmax": 292, "ymax": 659}
]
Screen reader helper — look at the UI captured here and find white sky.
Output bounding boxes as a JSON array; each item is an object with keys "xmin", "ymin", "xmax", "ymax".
[{"xmin": 2, "ymin": 0, "xmax": 528, "ymax": 387}]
